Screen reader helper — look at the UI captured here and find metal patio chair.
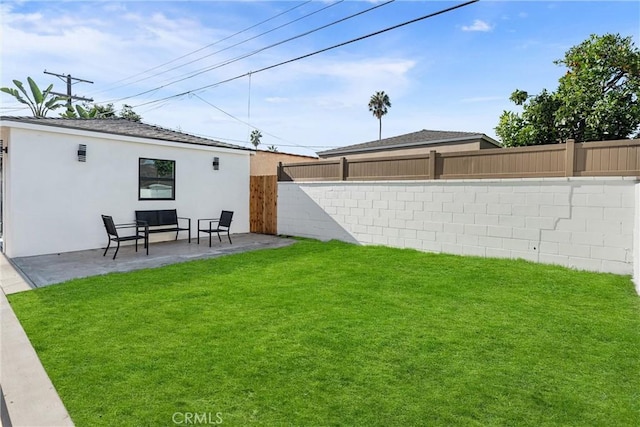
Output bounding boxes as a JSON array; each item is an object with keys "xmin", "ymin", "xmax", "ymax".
[
  {"xmin": 101, "ymin": 215, "xmax": 148, "ymax": 260},
  {"xmin": 197, "ymin": 210, "xmax": 234, "ymax": 246}
]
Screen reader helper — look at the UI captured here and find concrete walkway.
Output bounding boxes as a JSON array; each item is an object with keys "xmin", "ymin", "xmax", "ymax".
[
  {"xmin": 1, "ymin": 254, "xmax": 74, "ymax": 426},
  {"xmin": 0, "ymin": 233, "xmax": 295, "ymax": 426}
]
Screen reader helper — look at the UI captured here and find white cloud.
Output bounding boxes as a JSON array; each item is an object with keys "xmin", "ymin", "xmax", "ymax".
[{"xmin": 461, "ymin": 20, "xmax": 493, "ymax": 32}]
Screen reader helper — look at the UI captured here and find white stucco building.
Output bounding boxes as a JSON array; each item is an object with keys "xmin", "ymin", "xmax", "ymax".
[{"xmin": 0, "ymin": 117, "xmax": 252, "ymax": 258}]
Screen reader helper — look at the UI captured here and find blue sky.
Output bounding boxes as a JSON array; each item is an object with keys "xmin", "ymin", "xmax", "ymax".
[{"xmin": 1, "ymin": 1, "xmax": 639, "ymax": 155}]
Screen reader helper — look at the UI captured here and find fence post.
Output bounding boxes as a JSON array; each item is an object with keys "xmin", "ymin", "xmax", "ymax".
[
  {"xmin": 565, "ymin": 139, "xmax": 575, "ymax": 177},
  {"xmin": 340, "ymin": 157, "xmax": 347, "ymax": 181},
  {"xmin": 429, "ymin": 150, "xmax": 437, "ymax": 180},
  {"xmin": 277, "ymin": 162, "xmax": 283, "ymax": 181}
]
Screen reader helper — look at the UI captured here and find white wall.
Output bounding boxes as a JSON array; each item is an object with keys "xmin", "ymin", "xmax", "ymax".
[
  {"xmin": 635, "ymin": 183, "xmax": 640, "ymax": 293},
  {"xmin": 279, "ymin": 177, "xmax": 638, "ymax": 277},
  {"xmin": 3, "ymin": 124, "xmax": 250, "ymax": 257}
]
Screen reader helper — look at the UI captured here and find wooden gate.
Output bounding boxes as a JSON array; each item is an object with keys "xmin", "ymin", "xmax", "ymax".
[{"xmin": 250, "ymin": 175, "xmax": 277, "ymax": 234}]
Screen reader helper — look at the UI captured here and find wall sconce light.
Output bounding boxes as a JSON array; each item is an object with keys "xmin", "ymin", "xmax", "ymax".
[
  {"xmin": 78, "ymin": 144, "xmax": 87, "ymax": 162},
  {"xmin": 212, "ymin": 156, "xmax": 219, "ymax": 170}
]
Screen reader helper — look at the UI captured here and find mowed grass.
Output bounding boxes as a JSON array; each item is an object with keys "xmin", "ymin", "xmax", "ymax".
[{"xmin": 8, "ymin": 239, "xmax": 640, "ymax": 426}]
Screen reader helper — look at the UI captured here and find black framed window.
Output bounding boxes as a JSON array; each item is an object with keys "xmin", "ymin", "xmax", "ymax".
[{"xmin": 139, "ymin": 158, "xmax": 175, "ymax": 200}]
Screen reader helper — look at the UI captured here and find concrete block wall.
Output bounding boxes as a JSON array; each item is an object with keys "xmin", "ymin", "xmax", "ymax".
[{"xmin": 278, "ymin": 177, "xmax": 639, "ymax": 282}]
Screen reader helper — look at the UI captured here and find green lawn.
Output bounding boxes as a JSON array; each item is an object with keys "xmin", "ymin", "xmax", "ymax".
[{"xmin": 8, "ymin": 240, "xmax": 640, "ymax": 426}]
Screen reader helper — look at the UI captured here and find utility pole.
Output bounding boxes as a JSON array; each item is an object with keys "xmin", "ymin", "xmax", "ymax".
[{"xmin": 43, "ymin": 70, "xmax": 94, "ymax": 109}]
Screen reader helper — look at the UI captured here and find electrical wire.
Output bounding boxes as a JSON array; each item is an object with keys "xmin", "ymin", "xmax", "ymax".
[
  {"xmin": 89, "ymin": 1, "xmax": 313, "ymax": 96},
  {"xmin": 105, "ymin": 0, "xmax": 345, "ymax": 95},
  {"xmin": 192, "ymin": 93, "xmax": 319, "ymax": 155},
  {"xmin": 133, "ymin": 0, "xmax": 478, "ymax": 109},
  {"xmin": 103, "ymin": 0, "xmax": 395, "ymax": 104}
]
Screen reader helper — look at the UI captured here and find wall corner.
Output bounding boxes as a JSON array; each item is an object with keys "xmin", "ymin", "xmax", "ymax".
[{"xmin": 634, "ymin": 182, "xmax": 640, "ymax": 295}]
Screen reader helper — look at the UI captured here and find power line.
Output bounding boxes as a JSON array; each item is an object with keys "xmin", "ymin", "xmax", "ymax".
[
  {"xmin": 90, "ymin": 1, "xmax": 313, "ymax": 97},
  {"xmin": 101, "ymin": 1, "xmax": 343, "ymax": 97},
  {"xmin": 192, "ymin": 93, "xmax": 318, "ymax": 154},
  {"xmin": 134, "ymin": 0, "xmax": 478, "ymax": 109},
  {"xmin": 104, "ymin": 0, "xmax": 394, "ymax": 104}
]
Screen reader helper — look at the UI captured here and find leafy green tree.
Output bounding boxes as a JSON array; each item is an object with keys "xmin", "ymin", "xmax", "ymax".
[
  {"xmin": 120, "ymin": 104, "xmax": 142, "ymax": 122},
  {"xmin": 250, "ymin": 129, "xmax": 262, "ymax": 148},
  {"xmin": 1, "ymin": 77, "xmax": 67, "ymax": 116},
  {"xmin": 496, "ymin": 33, "xmax": 640, "ymax": 146},
  {"xmin": 60, "ymin": 104, "xmax": 100, "ymax": 119},
  {"xmin": 368, "ymin": 91, "xmax": 391, "ymax": 140},
  {"xmin": 60, "ymin": 102, "xmax": 142, "ymax": 121},
  {"xmin": 497, "ymin": 89, "xmax": 563, "ymax": 147},
  {"xmin": 267, "ymin": 145, "xmax": 278, "ymax": 152}
]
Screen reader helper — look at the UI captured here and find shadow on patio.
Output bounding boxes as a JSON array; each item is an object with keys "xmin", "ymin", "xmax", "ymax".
[{"xmin": 10, "ymin": 233, "xmax": 296, "ymax": 289}]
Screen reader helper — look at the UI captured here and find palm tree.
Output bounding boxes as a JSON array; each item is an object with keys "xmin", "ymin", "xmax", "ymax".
[
  {"xmin": 1, "ymin": 77, "xmax": 67, "ymax": 116},
  {"xmin": 250, "ymin": 129, "xmax": 263, "ymax": 148},
  {"xmin": 368, "ymin": 91, "xmax": 391, "ymax": 140}
]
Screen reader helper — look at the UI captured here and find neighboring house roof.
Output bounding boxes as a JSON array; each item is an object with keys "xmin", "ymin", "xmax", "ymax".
[
  {"xmin": 317, "ymin": 129, "xmax": 501, "ymax": 157},
  {"xmin": 0, "ymin": 116, "xmax": 251, "ymax": 151}
]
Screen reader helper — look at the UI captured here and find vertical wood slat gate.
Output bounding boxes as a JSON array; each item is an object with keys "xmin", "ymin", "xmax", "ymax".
[{"xmin": 250, "ymin": 175, "xmax": 277, "ymax": 235}]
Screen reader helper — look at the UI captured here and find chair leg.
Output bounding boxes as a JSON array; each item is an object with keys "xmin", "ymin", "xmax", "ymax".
[
  {"xmin": 103, "ymin": 239, "xmax": 111, "ymax": 257},
  {"xmin": 227, "ymin": 231, "xmax": 232, "ymax": 244},
  {"xmin": 209, "ymin": 232, "xmax": 212, "ymax": 248},
  {"xmin": 217, "ymin": 231, "xmax": 222, "ymax": 242},
  {"xmin": 113, "ymin": 240, "xmax": 120, "ymax": 260},
  {"xmin": 135, "ymin": 237, "xmax": 138, "ymax": 253}
]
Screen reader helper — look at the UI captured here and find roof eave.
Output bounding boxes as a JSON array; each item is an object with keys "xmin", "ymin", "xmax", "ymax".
[{"xmin": 319, "ymin": 134, "xmax": 497, "ymax": 157}]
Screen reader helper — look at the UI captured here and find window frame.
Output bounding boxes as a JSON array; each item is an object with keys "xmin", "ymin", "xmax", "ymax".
[{"xmin": 138, "ymin": 157, "xmax": 176, "ymax": 201}]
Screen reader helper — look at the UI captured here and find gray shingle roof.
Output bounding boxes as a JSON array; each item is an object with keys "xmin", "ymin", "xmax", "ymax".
[
  {"xmin": 0, "ymin": 117, "xmax": 251, "ymax": 151},
  {"xmin": 318, "ymin": 129, "xmax": 500, "ymax": 157}
]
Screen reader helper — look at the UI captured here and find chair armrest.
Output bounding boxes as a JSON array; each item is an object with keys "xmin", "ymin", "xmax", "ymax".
[
  {"xmin": 115, "ymin": 222, "xmax": 138, "ymax": 229},
  {"xmin": 177, "ymin": 217, "xmax": 191, "ymax": 228},
  {"xmin": 198, "ymin": 218, "xmax": 219, "ymax": 229}
]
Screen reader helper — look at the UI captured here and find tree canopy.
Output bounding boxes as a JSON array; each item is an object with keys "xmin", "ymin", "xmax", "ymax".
[
  {"xmin": 60, "ymin": 102, "xmax": 142, "ymax": 121},
  {"xmin": 250, "ymin": 129, "xmax": 262, "ymax": 148},
  {"xmin": 496, "ymin": 33, "xmax": 640, "ymax": 147},
  {"xmin": 368, "ymin": 91, "xmax": 391, "ymax": 140}
]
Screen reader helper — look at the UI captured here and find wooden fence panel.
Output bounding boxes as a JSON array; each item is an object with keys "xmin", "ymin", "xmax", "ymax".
[
  {"xmin": 250, "ymin": 175, "xmax": 277, "ymax": 235},
  {"xmin": 279, "ymin": 160, "xmax": 341, "ymax": 181},
  {"xmin": 277, "ymin": 139, "xmax": 640, "ymax": 181},
  {"xmin": 348, "ymin": 155, "xmax": 431, "ymax": 180},
  {"xmin": 575, "ymin": 140, "xmax": 640, "ymax": 176},
  {"xmin": 439, "ymin": 145, "xmax": 566, "ymax": 179}
]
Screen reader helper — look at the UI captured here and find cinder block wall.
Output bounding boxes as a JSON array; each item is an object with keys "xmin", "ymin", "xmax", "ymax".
[{"xmin": 278, "ymin": 177, "xmax": 638, "ymax": 282}]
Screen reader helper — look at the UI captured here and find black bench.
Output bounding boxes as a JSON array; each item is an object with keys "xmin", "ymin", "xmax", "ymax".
[{"xmin": 135, "ymin": 209, "xmax": 191, "ymax": 243}]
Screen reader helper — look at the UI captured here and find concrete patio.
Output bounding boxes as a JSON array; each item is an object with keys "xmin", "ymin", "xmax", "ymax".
[{"xmin": 9, "ymin": 233, "xmax": 296, "ymax": 289}]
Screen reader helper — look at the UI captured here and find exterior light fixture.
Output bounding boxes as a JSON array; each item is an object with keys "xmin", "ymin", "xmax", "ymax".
[
  {"xmin": 78, "ymin": 144, "xmax": 87, "ymax": 162},
  {"xmin": 212, "ymin": 157, "xmax": 219, "ymax": 170}
]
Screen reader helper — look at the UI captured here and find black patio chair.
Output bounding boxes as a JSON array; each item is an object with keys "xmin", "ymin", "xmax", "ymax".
[
  {"xmin": 101, "ymin": 215, "xmax": 148, "ymax": 260},
  {"xmin": 197, "ymin": 210, "xmax": 234, "ymax": 246}
]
